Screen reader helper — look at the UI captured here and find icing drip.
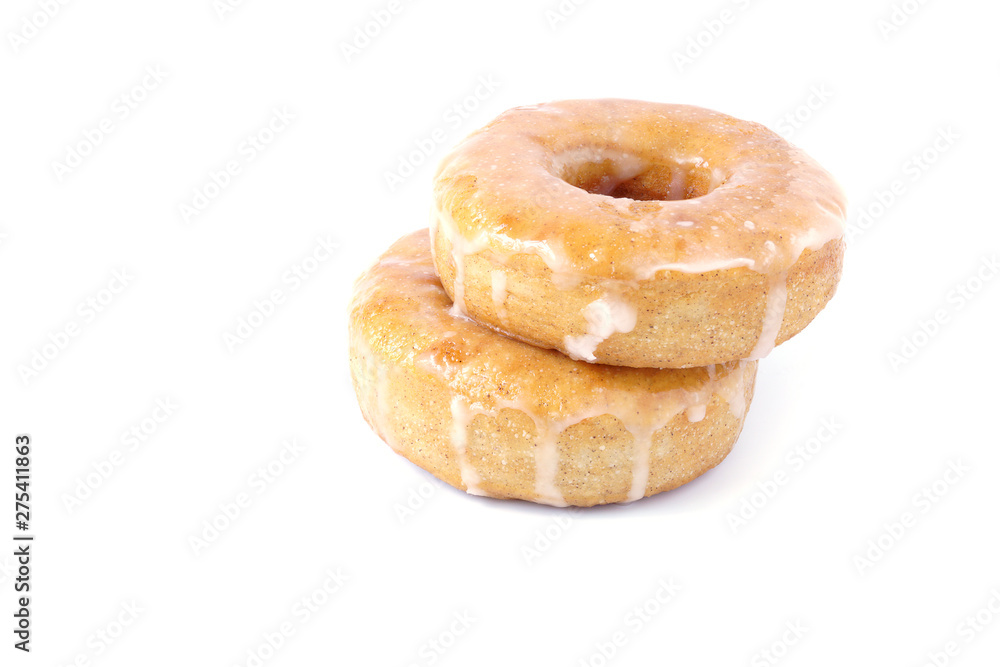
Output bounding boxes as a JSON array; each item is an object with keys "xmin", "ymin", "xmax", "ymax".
[
  {"xmin": 667, "ymin": 167, "xmax": 687, "ymax": 200},
  {"xmin": 564, "ymin": 296, "xmax": 638, "ymax": 362},
  {"xmin": 352, "ymin": 336, "xmax": 401, "ymax": 452},
  {"xmin": 685, "ymin": 404, "xmax": 707, "ymax": 422},
  {"xmin": 624, "ymin": 361, "xmax": 748, "ymax": 501},
  {"xmin": 626, "ymin": 424, "xmax": 659, "ymax": 503},
  {"xmin": 490, "ymin": 269, "xmax": 508, "ymax": 321},
  {"xmin": 532, "ymin": 423, "xmax": 567, "ymax": 507},
  {"xmin": 433, "ymin": 202, "xmax": 488, "ymax": 317},
  {"xmin": 748, "ymin": 272, "xmax": 788, "ymax": 360},
  {"xmin": 714, "ymin": 360, "xmax": 749, "ymax": 420},
  {"xmin": 447, "ymin": 230, "xmax": 488, "ymax": 318},
  {"xmin": 449, "ymin": 397, "xmax": 486, "ymax": 496},
  {"xmin": 375, "ymin": 362, "xmax": 397, "ymax": 451}
]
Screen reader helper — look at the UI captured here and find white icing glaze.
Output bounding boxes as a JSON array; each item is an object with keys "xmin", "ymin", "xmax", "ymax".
[
  {"xmin": 490, "ymin": 269, "xmax": 508, "ymax": 321},
  {"xmin": 449, "ymin": 396, "xmax": 486, "ymax": 496},
  {"xmin": 351, "ymin": 336, "xmax": 401, "ymax": 452},
  {"xmin": 685, "ymin": 404, "xmax": 707, "ymax": 422},
  {"xmin": 713, "ymin": 360, "xmax": 749, "ymax": 420},
  {"xmin": 531, "ymin": 422, "xmax": 567, "ymax": 507},
  {"xmin": 748, "ymin": 272, "xmax": 789, "ymax": 360},
  {"xmin": 433, "ymin": 202, "xmax": 489, "ymax": 317},
  {"xmin": 625, "ymin": 423, "xmax": 659, "ymax": 503},
  {"xmin": 449, "ymin": 231, "xmax": 489, "ymax": 318},
  {"xmin": 564, "ymin": 296, "xmax": 638, "ymax": 362},
  {"xmin": 667, "ymin": 165, "xmax": 687, "ymax": 200}
]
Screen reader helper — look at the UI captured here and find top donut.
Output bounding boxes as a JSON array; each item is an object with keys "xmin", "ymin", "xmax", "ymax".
[{"xmin": 431, "ymin": 99, "xmax": 846, "ymax": 368}]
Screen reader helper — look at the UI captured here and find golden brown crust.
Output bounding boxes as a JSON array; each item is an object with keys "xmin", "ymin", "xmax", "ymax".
[{"xmin": 350, "ymin": 231, "xmax": 758, "ymax": 506}]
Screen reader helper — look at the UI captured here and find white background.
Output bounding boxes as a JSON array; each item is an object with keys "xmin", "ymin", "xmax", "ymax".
[{"xmin": 2, "ymin": 0, "xmax": 999, "ymax": 665}]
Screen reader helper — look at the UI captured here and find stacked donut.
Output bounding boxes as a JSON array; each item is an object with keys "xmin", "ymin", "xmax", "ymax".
[{"xmin": 350, "ymin": 99, "xmax": 846, "ymax": 507}]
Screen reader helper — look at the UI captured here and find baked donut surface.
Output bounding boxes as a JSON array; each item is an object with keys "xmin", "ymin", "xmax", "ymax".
[
  {"xmin": 350, "ymin": 230, "xmax": 758, "ymax": 507},
  {"xmin": 432, "ymin": 99, "xmax": 846, "ymax": 368}
]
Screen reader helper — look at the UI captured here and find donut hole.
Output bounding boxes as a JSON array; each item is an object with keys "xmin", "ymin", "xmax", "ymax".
[
  {"xmin": 608, "ymin": 163, "xmax": 719, "ymax": 201},
  {"xmin": 560, "ymin": 154, "xmax": 719, "ymax": 201}
]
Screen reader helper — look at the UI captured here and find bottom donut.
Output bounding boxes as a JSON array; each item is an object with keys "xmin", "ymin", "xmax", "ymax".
[{"xmin": 349, "ymin": 230, "xmax": 758, "ymax": 507}]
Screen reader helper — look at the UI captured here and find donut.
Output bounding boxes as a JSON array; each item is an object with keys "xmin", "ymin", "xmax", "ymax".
[
  {"xmin": 431, "ymin": 99, "xmax": 846, "ymax": 368},
  {"xmin": 349, "ymin": 231, "xmax": 758, "ymax": 507}
]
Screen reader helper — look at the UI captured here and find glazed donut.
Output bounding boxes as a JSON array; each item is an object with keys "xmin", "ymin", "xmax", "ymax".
[
  {"xmin": 349, "ymin": 231, "xmax": 757, "ymax": 507},
  {"xmin": 431, "ymin": 99, "xmax": 846, "ymax": 368}
]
